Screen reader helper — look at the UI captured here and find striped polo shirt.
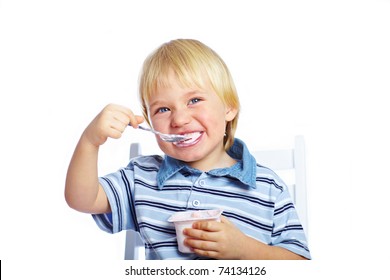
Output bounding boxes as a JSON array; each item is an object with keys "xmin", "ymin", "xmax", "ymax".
[{"xmin": 92, "ymin": 138, "xmax": 311, "ymax": 260}]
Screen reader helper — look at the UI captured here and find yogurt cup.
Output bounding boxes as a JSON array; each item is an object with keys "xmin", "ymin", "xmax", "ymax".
[{"xmin": 168, "ymin": 209, "xmax": 223, "ymax": 253}]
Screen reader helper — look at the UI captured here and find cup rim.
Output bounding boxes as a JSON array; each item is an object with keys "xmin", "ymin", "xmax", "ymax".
[{"xmin": 168, "ymin": 209, "xmax": 223, "ymax": 223}]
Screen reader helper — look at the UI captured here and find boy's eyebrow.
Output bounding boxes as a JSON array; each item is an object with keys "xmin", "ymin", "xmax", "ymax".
[
  {"xmin": 148, "ymin": 100, "xmax": 163, "ymax": 109},
  {"xmin": 149, "ymin": 90, "xmax": 206, "ymax": 108},
  {"xmin": 184, "ymin": 90, "xmax": 206, "ymax": 97}
]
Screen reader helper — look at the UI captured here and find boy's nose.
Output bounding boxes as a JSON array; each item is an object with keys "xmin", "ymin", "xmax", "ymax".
[{"xmin": 171, "ymin": 110, "xmax": 191, "ymax": 127}]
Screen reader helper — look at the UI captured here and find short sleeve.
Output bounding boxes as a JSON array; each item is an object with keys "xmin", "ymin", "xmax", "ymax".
[
  {"xmin": 92, "ymin": 167, "xmax": 138, "ymax": 234},
  {"xmin": 271, "ymin": 186, "xmax": 311, "ymax": 259}
]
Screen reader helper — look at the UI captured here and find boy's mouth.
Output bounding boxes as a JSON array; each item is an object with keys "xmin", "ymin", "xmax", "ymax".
[{"xmin": 173, "ymin": 132, "xmax": 203, "ymax": 147}]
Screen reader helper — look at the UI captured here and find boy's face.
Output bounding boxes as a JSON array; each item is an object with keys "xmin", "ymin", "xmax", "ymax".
[{"xmin": 147, "ymin": 71, "xmax": 237, "ymax": 171}]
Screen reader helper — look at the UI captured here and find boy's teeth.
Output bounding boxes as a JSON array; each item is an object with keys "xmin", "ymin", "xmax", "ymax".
[
  {"xmin": 183, "ymin": 132, "xmax": 200, "ymax": 140},
  {"xmin": 174, "ymin": 132, "xmax": 201, "ymax": 145}
]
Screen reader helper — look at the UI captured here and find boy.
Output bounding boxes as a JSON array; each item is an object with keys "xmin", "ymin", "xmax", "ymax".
[{"xmin": 65, "ymin": 39, "xmax": 310, "ymax": 260}]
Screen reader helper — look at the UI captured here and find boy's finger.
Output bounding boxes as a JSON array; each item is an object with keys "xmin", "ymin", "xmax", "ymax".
[
  {"xmin": 135, "ymin": 115, "xmax": 145, "ymax": 124},
  {"xmin": 114, "ymin": 104, "xmax": 133, "ymax": 116},
  {"xmin": 192, "ymin": 220, "xmax": 222, "ymax": 232},
  {"xmin": 128, "ymin": 115, "xmax": 144, "ymax": 128},
  {"xmin": 220, "ymin": 216, "xmax": 232, "ymax": 224},
  {"xmin": 107, "ymin": 104, "xmax": 144, "ymax": 127},
  {"xmin": 183, "ymin": 228, "xmax": 218, "ymax": 242}
]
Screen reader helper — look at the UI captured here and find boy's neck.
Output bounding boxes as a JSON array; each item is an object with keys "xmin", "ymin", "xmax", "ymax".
[{"xmin": 186, "ymin": 151, "xmax": 237, "ymax": 172}]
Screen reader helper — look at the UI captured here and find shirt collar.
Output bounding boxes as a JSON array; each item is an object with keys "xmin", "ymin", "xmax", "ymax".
[{"xmin": 157, "ymin": 138, "xmax": 257, "ymax": 189}]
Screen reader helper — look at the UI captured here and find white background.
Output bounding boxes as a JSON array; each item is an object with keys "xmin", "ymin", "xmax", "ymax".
[{"xmin": 1, "ymin": 0, "xmax": 389, "ymax": 279}]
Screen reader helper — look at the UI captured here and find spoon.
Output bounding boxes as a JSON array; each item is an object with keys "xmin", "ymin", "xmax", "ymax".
[{"xmin": 129, "ymin": 124, "xmax": 188, "ymax": 143}]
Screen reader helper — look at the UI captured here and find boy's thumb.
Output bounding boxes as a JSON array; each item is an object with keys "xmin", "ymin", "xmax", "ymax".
[{"xmin": 135, "ymin": 115, "xmax": 145, "ymax": 124}]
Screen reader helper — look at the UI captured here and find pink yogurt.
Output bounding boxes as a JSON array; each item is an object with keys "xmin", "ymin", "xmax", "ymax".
[{"xmin": 168, "ymin": 209, "xmax": 223, "ymax": 253}]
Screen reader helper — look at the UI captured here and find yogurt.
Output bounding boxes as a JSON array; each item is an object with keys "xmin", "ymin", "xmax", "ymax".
[{"xmin": 168, "ymin": 209, "xmax": 223, "ymax": 253}]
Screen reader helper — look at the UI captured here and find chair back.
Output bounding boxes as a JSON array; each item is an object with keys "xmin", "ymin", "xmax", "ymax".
[{"xmin": 251, "ymin": 135, "xmax": 308, "ymax": 236}]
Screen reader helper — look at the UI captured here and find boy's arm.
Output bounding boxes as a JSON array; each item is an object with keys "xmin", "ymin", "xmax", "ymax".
[
  {"xmin": 184, "ymin": 216, "xmax": 308, "ymax": 260},
  {"xmin": 65, "ymin": 104, "xmax": 144, "ymax": 214},
  {"xmin": 238, "ymin": 235, "xmax": 308, "ymax": 260},
  {"xmin": 65, "ymin": 133, "xmax": 110, "ymax": 214}
]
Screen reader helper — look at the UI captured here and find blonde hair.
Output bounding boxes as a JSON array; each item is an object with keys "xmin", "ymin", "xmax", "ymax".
[{"xmin": 139, "ymin": 39, "xmax": 240, "ymax": 150}]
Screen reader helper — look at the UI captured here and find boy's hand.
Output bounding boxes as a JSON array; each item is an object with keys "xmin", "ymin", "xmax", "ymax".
[
  {"xmin": 183, "ymin": 216, "xmax": 249, "ymax": 259},
  {"xmin": 83, "ymin": 104, "xmax": 144, "ymax": 147}
]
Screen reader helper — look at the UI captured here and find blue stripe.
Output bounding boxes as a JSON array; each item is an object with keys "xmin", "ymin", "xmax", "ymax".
[
  {"xmin": 272, "ymin": 225, "xmax": 304, "ymax": 237},
  {"xmin": 133, "ymin": 178, "xmax": 275, "ymax": 209},
  {"xmin": 190, "ymin": 185, "xmax": 275, "ymax": 208},
  {"xmin": 132, "ymin": 161, "xmax": 160, "ymax": 172},
  {"xmin": 135, "ymin": 180, "xmax": 193, "ymax": 192},
  {"xmin": 139, "ymin": 222, "xmax": 176, "ymax": 234},
  {"xmin": 134, "ymin": 179, "xmax": 158, "ymax": 190},
  {"xmin": 256, "ymin": 177, "xmax": 284, "ymax": 192},
  {"xmin": 120, "ymin": 170, "xmax": 139, "ymax": 232},
  {"xmin": 224, "ymin": 211, "xmax": 273, "ymax": 232},
  {"xmin": 274, "ymin": 203, "xmax": 295, "ymax": 215},
  {"xmin": 96, "ymin": 213, "xmax": 113, "ymax": 231},
  {"xmin": 279, "ymin": 239, "xmax": 309, "ymax": 252},
  {"xmin": 146, "ymin": 241, "xmax": 177, "ymax": 249},
  {"xmin": 158, "ymin": 184, "xmax": 193, "ymax": 191},
  {"xmin": 101, "ymin": 177, "xmax": 122, "ymax": 230},
  {"xmin": 135, "ymin": 200, "xmax": 187, "ymax": 212}
]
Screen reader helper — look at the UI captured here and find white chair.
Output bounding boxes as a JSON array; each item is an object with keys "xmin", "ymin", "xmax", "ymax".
[
  {"xmin": 124, "ymin": 142, "xmax": 145, "ymax": 260},
  {"xmin": 251, "ymin": 135, "xmax": 308, "ymax": 236},
  {"xmin": 124, "ymin": 135, "xmax": 308, "ymax": 260}
]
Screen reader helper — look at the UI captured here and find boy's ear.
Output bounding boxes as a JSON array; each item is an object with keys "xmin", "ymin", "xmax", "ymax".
[{"xmin": 225, "ymin": 107, "xmax": 238, "ymax": 122}]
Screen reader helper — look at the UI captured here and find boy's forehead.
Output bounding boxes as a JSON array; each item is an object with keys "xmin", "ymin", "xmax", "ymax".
[
  {"xmin": 149, "ymin": 85, "xmax": 204, "ymax": 103},
  {"xmin": 143, "ymin": 67, "xmax": 216, "ymax": 106},
  {"xmin": 160, "ymin": 68, "xmax": 202, "ymax": 87},
  {"xmin": 153, "ymin": 74, "xmax": 207, "ymax": 96}
]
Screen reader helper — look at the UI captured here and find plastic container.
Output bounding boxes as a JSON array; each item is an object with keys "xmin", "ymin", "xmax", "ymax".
[{"xmin": 168, "ymin": 209, "xmax": 223, "ymax": 253}]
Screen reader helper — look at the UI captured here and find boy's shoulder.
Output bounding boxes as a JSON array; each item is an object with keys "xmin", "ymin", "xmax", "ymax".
[
  {"xmin": 127, "ymin": 154, "xmax": 164, "ymax": 170},
  {"xmin": 254, "ymin": 163, "xmax": 287, "ymax": 194}
]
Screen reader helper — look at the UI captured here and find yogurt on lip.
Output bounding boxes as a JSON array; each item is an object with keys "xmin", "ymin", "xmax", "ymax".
[{"xmin": 173, "ymin": 131, "xmax": 203, "ymax": 147}]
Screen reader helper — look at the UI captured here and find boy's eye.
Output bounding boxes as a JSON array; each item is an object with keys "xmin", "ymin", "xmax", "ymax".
[
  {"xmin": 157, "ymin": 107, "xmax": 170, "ymax": 114},
  {"xmin": 188, "ymin": 98, "xmax": 201, "ymax": 105}
]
